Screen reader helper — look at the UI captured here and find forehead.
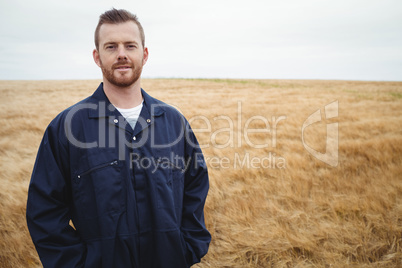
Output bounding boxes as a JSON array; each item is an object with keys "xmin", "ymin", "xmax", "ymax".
[{"xmin": 98, "ymin": 21, "xmax": 141, "ymax": 45}]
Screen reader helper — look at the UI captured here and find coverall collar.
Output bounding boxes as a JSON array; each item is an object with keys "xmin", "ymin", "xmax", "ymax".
[{"xmin": 88, "ymin": 82, "xmax": 165, "ymax": 118}]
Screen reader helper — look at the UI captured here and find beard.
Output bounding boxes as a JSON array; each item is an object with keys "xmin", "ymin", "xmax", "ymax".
[{"xmin": 100, "ymin": 59, "xmax": 143, "ymax": 88}]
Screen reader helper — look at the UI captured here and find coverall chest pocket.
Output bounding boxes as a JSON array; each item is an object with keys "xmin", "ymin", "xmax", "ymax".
[
  {"xmin": 153, "ymin": 151, "xmax": 186, "ymax": 209},
  {"xmin": 73, "ymin": 158, "xmax": 125, "ymax": 220}
]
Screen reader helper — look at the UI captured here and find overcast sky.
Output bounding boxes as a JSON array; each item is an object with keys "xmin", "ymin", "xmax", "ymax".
[{"xmin": 1, "ymin": 0, "xmax": 401, "ymax": 81}]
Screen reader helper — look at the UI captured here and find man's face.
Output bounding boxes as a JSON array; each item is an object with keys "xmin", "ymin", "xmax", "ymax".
[{"xmin": 93, "ymin": 21, "xmax": 148, "ymax": 88}]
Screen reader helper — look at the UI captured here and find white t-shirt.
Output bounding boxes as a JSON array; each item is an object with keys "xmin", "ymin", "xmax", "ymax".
[{"xmin": 116, "ymin": 102, "xmax": 143, "ymax": 129}]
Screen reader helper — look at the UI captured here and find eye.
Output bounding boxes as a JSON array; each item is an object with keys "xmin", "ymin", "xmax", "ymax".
[
  {"xmin": 127, "ymin": 44, "xmax": 136, "ymax": 49},
  {"xmin": 106, "ymin": 45, "xmax": 116, "ymax": 50}
]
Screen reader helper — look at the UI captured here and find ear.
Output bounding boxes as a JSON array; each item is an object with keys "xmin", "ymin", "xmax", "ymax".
[
  {"xmin": 93, "ymin": 49, "xmax": 101, "ymax": 68},
  {"xmin": 142, "ymin": 47, "xmax": 149, "ymax": 66}
]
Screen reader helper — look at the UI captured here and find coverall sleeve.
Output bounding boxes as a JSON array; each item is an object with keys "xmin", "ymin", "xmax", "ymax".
[
  {"xmin": 181, "ymin": 123, "xmax": 211, "ymax": 266},
  {"xmin": 26, "ymin": 125, "xmax": 86, "ymax": 268}
]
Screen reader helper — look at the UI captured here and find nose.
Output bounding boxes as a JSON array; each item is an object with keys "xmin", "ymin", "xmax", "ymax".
[{"xmin": 117, "ymin": 45, "xmax": 127, "ymax": 61}]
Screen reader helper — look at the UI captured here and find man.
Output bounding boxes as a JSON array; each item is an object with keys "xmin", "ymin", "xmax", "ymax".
[{"xmin": 26, "ymin": 8, "xmax": 211, "ymax": 268}]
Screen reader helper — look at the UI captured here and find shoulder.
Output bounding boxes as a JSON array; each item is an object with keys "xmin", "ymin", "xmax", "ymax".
[
  {"xmin": 48, "ymin": 95, "xmax": 93, "ymax": 129},
  {"xmin": 48, "ymin": 83, "xmax": 107, "ymax": 129},
  {"xmin": 142, "ymin": 89, "xmax": 187, "ymax": 121}
]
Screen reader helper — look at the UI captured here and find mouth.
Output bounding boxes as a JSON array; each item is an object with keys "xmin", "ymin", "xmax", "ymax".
[{"xmin": 115, "ymin": 66, "xmax": 131, "ymax": 71}]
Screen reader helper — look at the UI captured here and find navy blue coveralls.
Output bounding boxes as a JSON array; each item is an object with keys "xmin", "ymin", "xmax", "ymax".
[{"xmin": 26, "ymin": 83, "xmax": 211, "ymax": 267}]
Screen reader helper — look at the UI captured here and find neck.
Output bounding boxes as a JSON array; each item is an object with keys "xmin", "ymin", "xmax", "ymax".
[{"xmin": 102, "ymin": 79, "xmax": 143, "ymax": 109}]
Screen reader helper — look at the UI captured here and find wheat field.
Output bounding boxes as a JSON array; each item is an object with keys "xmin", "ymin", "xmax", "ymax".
[{"xmin": 0, "ymin": 79, "xmax": 401, "ymax": 267}]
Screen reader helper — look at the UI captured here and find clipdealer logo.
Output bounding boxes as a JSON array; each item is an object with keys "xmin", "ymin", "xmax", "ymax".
[
  {"xmin": 63, "ymin": 100, "xmax": 339, "ymax": 168},
  {"xmin": 301, "ymin": 101, "xmax": 339, "ymax": 167}
]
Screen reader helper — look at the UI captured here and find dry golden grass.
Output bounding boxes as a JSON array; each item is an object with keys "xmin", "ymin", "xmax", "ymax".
[{"xmin": 0, "ymin": 79, "xmax": 401, "ymax": 267}]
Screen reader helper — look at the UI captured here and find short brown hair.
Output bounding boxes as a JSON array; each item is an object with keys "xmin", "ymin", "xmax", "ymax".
[{"xmin": 94, "ymin": 8, "xmax": 145, "ymax": 50}]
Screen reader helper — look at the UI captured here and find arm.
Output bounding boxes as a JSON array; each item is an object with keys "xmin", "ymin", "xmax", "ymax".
[
  {"xmin": 26, "ymin": 125, "xmax": 86, "ymax": 268},
  {"xmin": 181, "ymin": 123, "xmax": 211, "ymax": 266}
]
